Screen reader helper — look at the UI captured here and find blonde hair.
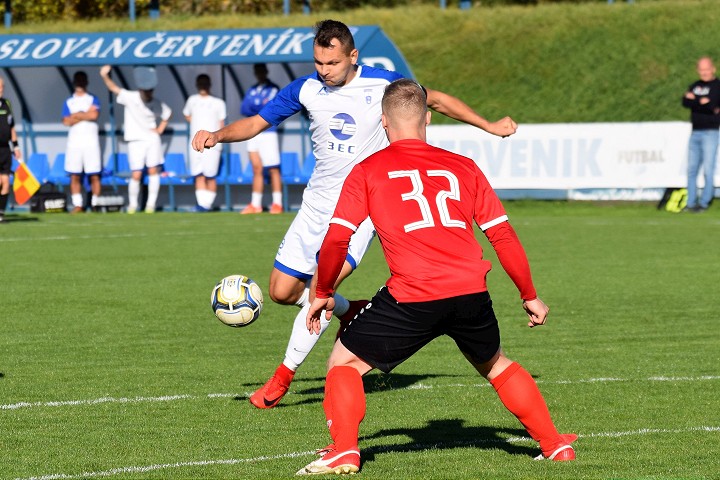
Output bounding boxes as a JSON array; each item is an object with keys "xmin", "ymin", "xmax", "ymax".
[{"xmin": 382, "ymin": 79, "xmax": 427, "ymax": 121}]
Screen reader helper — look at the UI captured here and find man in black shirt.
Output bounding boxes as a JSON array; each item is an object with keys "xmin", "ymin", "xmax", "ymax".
[
  {"xmin": 0, "ymin": 77, "xmax": 22, "ymax": 222},
  {"xmin": 682, "ymin": 56, "xmax": 720, "ymax": 212}
]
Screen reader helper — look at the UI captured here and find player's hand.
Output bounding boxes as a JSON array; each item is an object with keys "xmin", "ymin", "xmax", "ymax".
[
  {"xmin": 522, "ymin": 297, "xmax": 549, "ymax": 328},
  {"xmin": 306, "ymin": 296, "xmax": 335, "ymax": 335},
  {"xmin": 191, "ymin": 130, "xmax": 218, "ymax": 152},
  {"xmin": 13, "ymin": 148, "xmax": 22, "ymax": 161},
  {"xmin": 488, "ymin": 116, "xmax": 518, "ymax": 138},
  {"xmin": 100, "ymin": 65, "xmax": 112, "ymax": 77}
]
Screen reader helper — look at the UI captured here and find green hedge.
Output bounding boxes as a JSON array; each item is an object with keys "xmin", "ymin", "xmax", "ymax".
[{"xmin": 3, "ymin": 0, "xmax": 633, "ymax": 23}]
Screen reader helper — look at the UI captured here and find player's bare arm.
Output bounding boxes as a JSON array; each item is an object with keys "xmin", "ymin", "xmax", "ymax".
[
  {"xmin": 425, "ymin": 87, "xmax": 517, "ymax": 138},
  {"xmin": 99, "ymin": 65, "xmax": 121, "ymax": 95},
  {"xmin": 155, "ymin": 119, "xmax": 169, "ymax": 135},
  {"xmin": 191, "ymin": 115, "xmax": 270, "ymax": 152},
  {"xmin": 65, "ymin": 103, "xmax": 100, "ymax": 126}
]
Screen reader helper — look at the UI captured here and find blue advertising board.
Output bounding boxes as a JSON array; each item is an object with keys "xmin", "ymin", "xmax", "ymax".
[{"xmin": 0, "ymin": 26, "xmax": 413, "ymax": 77}]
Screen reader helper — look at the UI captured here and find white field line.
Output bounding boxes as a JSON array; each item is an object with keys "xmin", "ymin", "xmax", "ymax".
[
  {"xmin": 0, "ymin": 233, "xmax": 147, "ymax": 242},
  {"xmin": 0, "ymin": 230, "xmax": 224, "ymax": 243},
  {"xmin": 11, "ymin": 425, "xmax": 720, "ymax": 480},
  {"xmin": 3, "ymin": 375, "xmax": 719, "ymax": 411}
]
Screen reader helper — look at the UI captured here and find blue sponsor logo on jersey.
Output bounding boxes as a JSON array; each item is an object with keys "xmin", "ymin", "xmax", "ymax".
[{"xmin": 329, "ymin": 113, "xmax": 357, "ymax": 141}]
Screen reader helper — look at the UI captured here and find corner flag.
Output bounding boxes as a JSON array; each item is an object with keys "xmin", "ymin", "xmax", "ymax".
[{"xmin": 13, "ymin": 162, "xmax": 41, "ymax": 205}]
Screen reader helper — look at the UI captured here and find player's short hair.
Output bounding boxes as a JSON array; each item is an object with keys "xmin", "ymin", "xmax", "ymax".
[
  {"xmin": 314, "ymin": 19, "xmax": 355, "ymax": 55},
  {"xmin": 196, "ymin": 74, "xmax": 211, "ymax": 91},
  {"xmin": 73, "ymin": 71, "xmax": 89, "ymax": 89},
  {"xmin": 254, "ymin": 63, "xmax": 268, "ymax": 75},
  {"xmin": 382, "ymin": 79, "xmax": 428, "ymax": 120}
]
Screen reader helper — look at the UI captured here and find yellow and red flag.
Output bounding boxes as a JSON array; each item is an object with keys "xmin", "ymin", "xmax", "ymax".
[{"xmin": 13, "ymin": 162, "xmax": 41, "ymax": 205}]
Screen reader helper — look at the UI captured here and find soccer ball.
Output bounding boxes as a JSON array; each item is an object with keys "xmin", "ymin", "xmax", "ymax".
[{"xmin": 210, "ymin": 275, "xmax": 264, "ymax": 327}]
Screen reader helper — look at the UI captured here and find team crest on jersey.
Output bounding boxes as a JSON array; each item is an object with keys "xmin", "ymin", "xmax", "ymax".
[
  {"xmin": 364, "ymin": 88, "xmax": 373, "ymax": 104},
  {"xmin": 329, "ymin": 113, "xmax": 357, "ymax": 141}
]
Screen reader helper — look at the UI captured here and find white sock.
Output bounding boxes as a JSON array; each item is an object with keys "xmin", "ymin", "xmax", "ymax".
[
  {"xmin": 272, "ymin": 191, "xmax": 282, "ymax": 206},
  {"xmin": 295, "ymin": 287, "xmax": 310, "ymax": 308},
  {"xmin": 251, "ymin": 192, "xmax": 263, "ymax": 208},
  {"xmin": 283, "ymin": 302, "xmax": 332, "ymax": 371},
  {"xmin": 203, "ymin": 190, "xmax": 217, "ymax": 209},
  {"xmin": 128, "ymin": 179, "xmax": 140, "ymax": 209},
  {"xmin": 90, "ymin": 195, "xmax": 99, "ymax": 207},
  {"xmin": 146, "ymin": 174, "xmax": 160, "ymax": 208},
  {"xmin": 196, "ymin": 189, "xmax": 214, "ymax": 209},
  {"xmin": 71, "ymin": 193, "xmax": 83, "ymax": 208}
]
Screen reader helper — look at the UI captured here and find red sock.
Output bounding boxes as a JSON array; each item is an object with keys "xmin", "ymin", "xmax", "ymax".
[
  {"xmin": 490, "ymin": 362, "xmax": 564, "ymax": 457},
  {"xmin": 276, "ymin": 363, "xmax": 295, "ymax": 387},
  {"xmin": 324, "ymin": 366, "xmax": 366, "ymax": 452}
]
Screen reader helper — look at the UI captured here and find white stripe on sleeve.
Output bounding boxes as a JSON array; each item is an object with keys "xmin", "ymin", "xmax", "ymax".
[
  {"xmin": 330, "ymin": 218, "xmax": 358, "ymax": 232},
  {"xmin": 480, "ymin": 215, "xmax": 509, "ymax": 231}
]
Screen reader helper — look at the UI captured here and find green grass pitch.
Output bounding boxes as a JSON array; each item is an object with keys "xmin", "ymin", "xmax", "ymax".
[{"xmin": 1, "ymin": 201, "xmax": 719, "ymax": 479}]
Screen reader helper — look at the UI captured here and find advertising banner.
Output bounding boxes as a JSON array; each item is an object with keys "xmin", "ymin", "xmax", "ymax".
[{"xmin": 427, "ymin": 122, "xmax": 695, "ymax": 189}]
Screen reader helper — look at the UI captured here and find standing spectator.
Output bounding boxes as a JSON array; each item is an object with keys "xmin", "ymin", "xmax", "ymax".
[
  {"xmin": 62, "ymin": 71, "xmax": 102, "ymax": 214},
  {"xmin": 299, "ymin": 79, "xmax": 575, "ymax": 475},
  {"xmin": 183, "ymin": 74, "xmax": 227, "ymax": 212},
  {"xmin": 240, "ymin": 63, "xmax": 283, "ymax": 214},
  {"xmin": 192, "ymin": 20, "xmax": 517, "ymax": 411},
  {"xmin": 682, "ymin": 56, "xmax": 720, "ymax": 213},
  {"xmin": 0, "ymin": 76, "xmax": 21, "ymax": 223},
  {"xmin": 99, "ymin": 65, "xmax": 171, "ymax": 214}
]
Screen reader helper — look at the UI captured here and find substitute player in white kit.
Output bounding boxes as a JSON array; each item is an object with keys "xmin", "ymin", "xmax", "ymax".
[
  {"xmin": 192, "ymin": 20, "xmax": 518, "ymax": 409},
  {"xmin": 62, "ymin": 71, "xmax": 102, "ymax": 213},
  {"xmin": 183, "ymin": 74, "xmax": 227, "ymax": 212},
  {"xmin": 100, "ymin": 65, "xmax": 172, "ymax": 214}
]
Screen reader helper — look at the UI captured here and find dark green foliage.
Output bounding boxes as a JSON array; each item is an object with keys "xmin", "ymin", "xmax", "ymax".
[{"xmin": 1, "ymin": 0, "xmax": 646, "ymax": 22}]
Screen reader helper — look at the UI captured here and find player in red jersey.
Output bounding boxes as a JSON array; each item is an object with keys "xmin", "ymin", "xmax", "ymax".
[{"xmin": 296, "ymin": 79, "xmax": 576, "ymax": 475}]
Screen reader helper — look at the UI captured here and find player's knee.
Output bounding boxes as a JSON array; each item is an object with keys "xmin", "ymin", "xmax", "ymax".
[
  {"xmin": 267, "ymin": 284, "xmax": 299, "ymax": 305},
  {"xmin": 268, "ymin": 290, "xmax": 294, "ymax": 305}
]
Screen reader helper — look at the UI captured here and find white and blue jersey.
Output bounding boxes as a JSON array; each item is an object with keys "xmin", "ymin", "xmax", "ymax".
[
  {"xmin": 242, "ymin": 81, "xmax": 280, "ymax": 133},
  {"xmin": 262, "ymin": 65, "xmax": 404, "ymax": 279},
  {"xmin": 62, "ymin": 92, "xmax": 101, "ymax": 149},
  {"xmin": 260, "ymin": 65, "xmax": 403, "ymax": 216}
]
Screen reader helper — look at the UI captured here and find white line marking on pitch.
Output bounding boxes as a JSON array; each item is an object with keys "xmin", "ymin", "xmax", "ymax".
[
  {"xmin": 2, "ymin": 375, "xmax": 719, "ymax": 411},
  {"xmin": 11, "ymin": 425, "xmax": 720, "ymax": 480}
]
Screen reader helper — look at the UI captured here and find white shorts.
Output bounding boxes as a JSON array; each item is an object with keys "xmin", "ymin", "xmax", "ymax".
[
  {"xmin": 274, "ymin": 206, "xmax": 376, "ymax": 280},
  {"xmin": 127, "ymin": 136, "xmax": 164, "ymax": 171},
  {"xmin": 65, "ymin": 144, "xmax": 102, "ymax": 175},
  {"xmin": 188, "ymin": 142, "xmax": 221, "ymax": 178},
  {"xmin": 246, "ymin": 131, "xmax": 280, "ymax": 167}
]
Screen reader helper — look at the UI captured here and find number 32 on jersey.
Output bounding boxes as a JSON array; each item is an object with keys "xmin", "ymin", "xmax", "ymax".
[{"xmin": 388, "ymin": 169, "xmax": 467, "ymax": 233}]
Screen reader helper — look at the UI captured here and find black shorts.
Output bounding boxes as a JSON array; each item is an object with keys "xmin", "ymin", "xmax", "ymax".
[
  {"xmin": 340, "ymin": 287, "xmax": 501, "ymax": 373},
  {"xmin": 0, "ymin": 148, "xmax": 11, "ymax": 174}
]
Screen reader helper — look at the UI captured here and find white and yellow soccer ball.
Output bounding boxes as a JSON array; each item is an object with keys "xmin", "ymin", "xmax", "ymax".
[{"xmin": 210, "ymin": 275, "xmax": 264, "ymax": 327}]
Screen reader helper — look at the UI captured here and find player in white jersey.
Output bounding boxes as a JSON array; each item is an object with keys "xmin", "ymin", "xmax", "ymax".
[
  {"xmin": 62, "ymin": 71, "xmax": 102, "ymax": 213},
  {"xmin": 192, "ymin": 19, "xmax": 518, "ymax": 409},
  {"xmin": 100, "ymin": 65, "xmax": 172, "ymax": 214},
  {"xmin": 183, "ymin": 74, "xmax": 227, "ymax": 212}
]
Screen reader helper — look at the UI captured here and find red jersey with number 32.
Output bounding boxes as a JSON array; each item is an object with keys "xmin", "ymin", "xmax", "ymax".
[{"xmin": 329, "ymin": 138, "xmax": 508, "ymax": 302}]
